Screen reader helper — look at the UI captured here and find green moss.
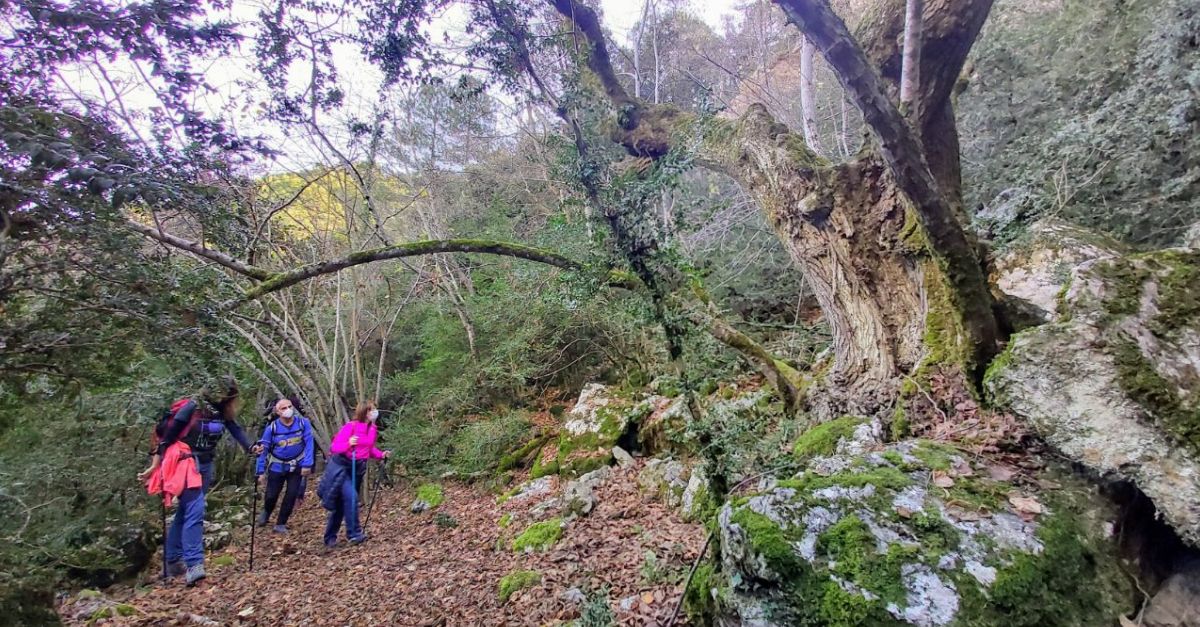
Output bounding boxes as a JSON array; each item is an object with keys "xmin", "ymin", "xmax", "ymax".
[
  {"xmin": 982, "ymin": 338, "xmax": 1018, "ymax": 389},
  {"xmin": 683, "ymin": 562, "xmax": 717, "ymax": 623},
  {"xmin": 910, "ymin": 509, "xmax": 960, "ymax": 554},
  {"xmin": 498, "ymin": 570, "xmax": 541, "ymax": 603},
  {"xmin": 1153, "ymin": 250, "xmax": 1200, "ymax": 331},
  {"xmin": 957, "ymin": 511, "xmax": 1132, "ymax": 626},
  {"xmin": 512, "ymin": 518, "xmax": 564, "ymax": 552},
  {"xmin": 792, "ymin": 415, "xmax": 865, "ymax": 461},
  {"xmin": 920, "ymin": 263, "xmax": 974, "ymax": 374},
  {"xmin": 817, "ymin": 517, "xmax": 914, "ymax": 606},
  {"xmin": 498, "ymin": 434, "xmax": 550, "ymax": 472},
  {"xmin": 889, "ymin": 404, "xmax": 910, "ymax": 441},
  {"xmin": 530, "ymin": 444, "xmax": 559, "ymax": 479},
  {"xmin": 781, "ymin": 464, "xmax": 912, "ymax": 494},
  {"xmin": 1111, "ymin": 338, "xmax": 1200, "ymax": 455},
  {"xmin": 415, "ymin": 483, "xmax": 444, "ymax": 509},
  {"xmin": 909, "ymin": 441, "xmax": 957, "ymax": 471},
  {"xmin": 114, "ymin": 604, "xmax": 136, "ymax": 617},
  {"xmin": 729, "ymin": 508, "xmax": 801, "ymax": 576},
  {"xmin": 498, "ymin": 513, "xmax": 512, "ymax": 528},
  {"xmin": 881, "ymin": 450, "xmax": 905, "ymax": 466},
  {"xmin": 211, "ymin": 554, "xmax": 236, "ymax": 568}
]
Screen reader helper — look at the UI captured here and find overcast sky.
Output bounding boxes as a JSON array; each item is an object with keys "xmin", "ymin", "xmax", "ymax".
[{"xmin": 62, "ymin": 0, "xmax": 747, "ymax": 171}]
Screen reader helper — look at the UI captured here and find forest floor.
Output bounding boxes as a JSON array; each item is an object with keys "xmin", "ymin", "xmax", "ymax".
[{"xmin": 57, "ymin": 460, "xmax": 705, "ymax": 626}]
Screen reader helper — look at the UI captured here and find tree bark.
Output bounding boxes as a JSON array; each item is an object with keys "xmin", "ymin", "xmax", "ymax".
[{"xmin": 546, "ymin": 0, "xmax": 999, "ymax": 412}]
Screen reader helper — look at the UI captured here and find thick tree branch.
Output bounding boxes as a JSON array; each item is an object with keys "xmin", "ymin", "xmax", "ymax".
[
  {"xmin": 231, "ymin": 239, "xmax": 583, "ymax": 307},
  {"xmin": 774, "ymin": 0, "xmax": 999, "ymax": 368}
]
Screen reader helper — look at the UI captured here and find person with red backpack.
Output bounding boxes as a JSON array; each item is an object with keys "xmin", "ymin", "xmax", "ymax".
[{"xmin": 138, "ymin": 377, "xmax": 261, "ymax": 586}]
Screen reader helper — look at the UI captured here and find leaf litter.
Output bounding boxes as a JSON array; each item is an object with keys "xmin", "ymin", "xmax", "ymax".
[{"xmin": 58, "ymin": 459, "xmax": 704, "ymax": 626}]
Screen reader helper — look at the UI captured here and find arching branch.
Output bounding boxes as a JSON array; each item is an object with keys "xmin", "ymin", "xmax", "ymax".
[{"xmin": 231, "ymin": 239, "xmax": 584, "ymax": 307}]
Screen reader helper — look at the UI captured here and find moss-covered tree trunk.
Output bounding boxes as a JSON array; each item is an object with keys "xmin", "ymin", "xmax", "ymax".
[{"xmin": 549, "ymin": 0, "xmax": 999, "ymax": 414}]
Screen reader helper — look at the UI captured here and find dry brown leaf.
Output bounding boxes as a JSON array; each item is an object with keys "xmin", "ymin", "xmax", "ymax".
[
  {"xmin": 932, "ymin": 471, "xmax": 955, "ymax": 488},
  {"xmin": 1008, "ymin": 493, "xmax": 1043, "ymax": 515}
]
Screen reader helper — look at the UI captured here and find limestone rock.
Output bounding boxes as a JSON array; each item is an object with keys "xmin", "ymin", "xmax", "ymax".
[
  {"xmin": 560, "ymin": 466, "xmax": 611, "ymax": 517},
  {"xmin": 611, "ymin": 446, "xmax": 635, "ymax": 467},
  {"xmin": 554, "ymin": 384, "xmax": 653, "ymax": 477},
  {"xmin": 1143, "ymin": 561, "xmax": 1200, "ymax": 627},
  {"xmin": 987, "ymin": 247, "xmax": 1200, "ymax": 545},
  {"xmin": 706, "ymin": 440, "xmax": 1132, "ymax": 626},
  {"xmin": 1183, "ymin": 222, "xmax": 1200, "ymax": 249},
  {"xmin": 990, "ymin": 218, "xmax": 1124, "ymax": 323},
  {"xmin": 504, "ymin": 477, "xmax": 554, "ymax": 503},
  {"xmin": 637, "ymin": 458, "xmax": 689, "ymax": 508},
  {"xmin": 681, "ymin": 463, "xmax": 713, "ymax": 522}
]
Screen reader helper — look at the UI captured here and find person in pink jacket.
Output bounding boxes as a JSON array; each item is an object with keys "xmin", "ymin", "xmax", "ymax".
[{"xmin": 322, "ymin": 401, "xmax": 389, "ymax": 547}]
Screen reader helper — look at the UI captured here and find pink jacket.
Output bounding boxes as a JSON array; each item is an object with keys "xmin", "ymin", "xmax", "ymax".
[
  {"xmin": 146, "ymin": 441, "xmax": 201, "ymax": 507},
  {"xmin": 329, "ymin": 421, "xmax": 386, "ymax": 461}
]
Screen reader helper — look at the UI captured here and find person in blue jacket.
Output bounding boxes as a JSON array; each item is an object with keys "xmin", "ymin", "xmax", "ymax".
[
  {"xmin": 138, "ymin": 377, "xmax": 260, "ymax": 586},
  {"xmin": 255, "ymin": 397, "xmax": 314, "ymax": 533}
]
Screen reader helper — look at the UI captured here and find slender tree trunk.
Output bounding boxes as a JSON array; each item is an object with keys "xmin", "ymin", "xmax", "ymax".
[
  {"xmin": 800, "ymin": 38, "xmax": 824, "ymax": 154},
  {"xmin": 900, "ymin": 0, "xmax": 924, "ymax": 118}
]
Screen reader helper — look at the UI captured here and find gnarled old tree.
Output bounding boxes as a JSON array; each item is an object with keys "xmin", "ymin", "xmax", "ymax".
[{"xmin": 545, "ymin": 0, "xmax": 1000, "ymax": 412}]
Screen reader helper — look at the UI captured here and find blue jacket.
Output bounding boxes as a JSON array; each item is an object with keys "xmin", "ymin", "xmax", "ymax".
[{"xmin": 255, "ymin": 415, "xmax": 315, "ymax": 475}]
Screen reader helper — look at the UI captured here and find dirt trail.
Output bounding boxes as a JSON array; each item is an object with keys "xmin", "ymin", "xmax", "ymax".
[{"xmin": 60, "ymin": 461, "xmax": 704, "ymax": 626}]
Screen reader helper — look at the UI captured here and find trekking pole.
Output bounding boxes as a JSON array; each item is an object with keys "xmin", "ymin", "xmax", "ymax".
[
  {"xmin": 159, "ymin": 465, "xmax": 168, "ymax": 582},
  {"xmin": 249, "ymin": 471, "xmax": 259, "ymax": 572},
  {"xmin": 364, "ymin": 459, "xmax": 386, "ymax": 531}
]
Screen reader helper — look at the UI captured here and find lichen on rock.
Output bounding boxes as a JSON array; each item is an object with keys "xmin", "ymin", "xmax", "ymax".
[
  {"xmin": 988, "ymin": 244, "xmax": 1200, "ymax": 545},
  {"xmin": 707, "ymin": 439, "xmax": 1132, "ymax": 626}
]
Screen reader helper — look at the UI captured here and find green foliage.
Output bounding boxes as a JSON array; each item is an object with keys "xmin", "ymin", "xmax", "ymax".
[
  {"xmin": 433, "ymin": 513, "xmax": 458, "ymax": 529},
  {"xmin": 415, "ymin": 484, "xmax": 445, "ymax": 509},
  {"xmin": 579, "ymin": 589, "xmax": 617, "ymax": 627},
  {"xmin": 639, "ymin": 549, "xmax": 684, "ymax": 585},
  {"xmin": 497, "ymin": 569, "xmax": 541, "ymax": 603},
  {"xmin": 511, "ymin": 518, "xmax": 564, "ymax": 552}
]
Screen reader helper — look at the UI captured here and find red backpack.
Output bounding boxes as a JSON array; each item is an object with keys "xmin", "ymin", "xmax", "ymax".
[{"xmin": 150, "ymin": 398, "xmax": 202, "ymax": 451}]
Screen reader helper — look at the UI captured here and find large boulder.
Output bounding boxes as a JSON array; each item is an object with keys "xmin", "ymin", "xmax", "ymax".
[
  {"xmin": 552, "ymin": 384, "xmax": 653, "ymax": 477},
  {"xmin": 987, "ymin": 246, "xmax": 1200, "ymax": 545},
  {"xmin": 696, "ymin": 430, "xmax": 1132, "ymax": 626},
  {"xmin": 989, "ymin": 218, "xmax": 1125, "ymax": 323}
]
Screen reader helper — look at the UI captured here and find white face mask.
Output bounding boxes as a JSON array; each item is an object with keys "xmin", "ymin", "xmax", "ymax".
[
  {"xmin": 368, "ymin": 409, "xmax": 379, "ymax": 422},
  {"xmin": 280, "ymin": 408, "xmax": 295, "ymax": 419}
]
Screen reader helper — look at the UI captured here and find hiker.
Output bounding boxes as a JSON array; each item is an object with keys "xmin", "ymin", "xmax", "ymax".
[
  {"xmin": 138, "ymin": 377, "xmax": 261, "ymax": 586},
  {"xmin": 318, "ymin": 401, "xmax": 390, "ymax": 549},
  {"xmin": 255, "ymin": 397, "xmax": 315, "ymax": 533}
]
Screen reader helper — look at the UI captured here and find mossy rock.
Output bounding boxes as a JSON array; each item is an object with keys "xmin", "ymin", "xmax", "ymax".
[
  {"xmin": 792, "ymin": 415, "xmax": 867, "ymax": 461},
  {"xmin": 512, "ymin": 518, "xmax": 564, "ymax": 553},
  {"xmin": 554, "ymin": 384, "xmax": 651, "ymax": 477},
  {"xmin": 498, "ymin": 570, "xmax": 541, "ymax": 603},
  {"xmin": 411, "ymin": 483, "xmax": 445, "ymax": 513},
  {"xmin": 987, "ymin": 247, "xmax": 1200, "ymax": 545},
  {"xmin": 710, "ymin": 440, "xmax": 1133, "ymax": 626}
]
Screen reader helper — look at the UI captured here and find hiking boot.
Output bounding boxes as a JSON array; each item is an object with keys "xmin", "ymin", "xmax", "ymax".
[
  {"xmin": 272, "ymin": 524, "xmax": 288, "ymax": 534},
  {"xmin": 255, "ymin": 513, "xmax": 269, "ymax": 527},
  {"xmin": 185, "ymin": 564, "xmax": 206, "ymax": 587},
  {"xmin": 321, "ymin": 540, "xmax": 338, "ymax": 554},
  {"xmin": 167, "ymin": 560, "xmax": 186, "ymax": 578},
  {"xmin": 348, "ymin": 534, "xmax": 368, "ymax": 545}
]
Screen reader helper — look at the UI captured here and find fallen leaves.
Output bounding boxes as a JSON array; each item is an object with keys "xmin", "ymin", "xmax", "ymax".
[
  {"xmin": 58, "ymin": 460, "xmax": 705, "ymax": 626},
  {"xmin": 1008, "ymin": 493, "xmax": 1044, "ymax": 520}
]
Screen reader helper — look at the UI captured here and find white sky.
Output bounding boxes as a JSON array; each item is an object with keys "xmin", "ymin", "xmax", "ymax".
[{"xmin": 59, "ymin": 0, "xmax": 745, "ymax": 172}]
